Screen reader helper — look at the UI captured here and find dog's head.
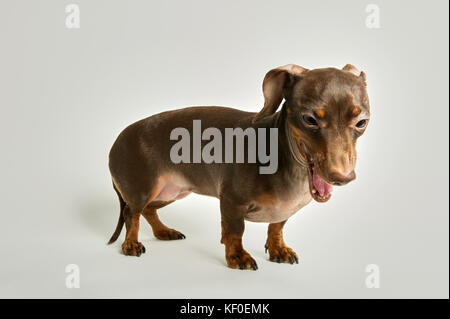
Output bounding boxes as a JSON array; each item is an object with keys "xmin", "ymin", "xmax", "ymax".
[{"xmin": 255, "ymin": 64, "xmax": 370, "ymax": 202}]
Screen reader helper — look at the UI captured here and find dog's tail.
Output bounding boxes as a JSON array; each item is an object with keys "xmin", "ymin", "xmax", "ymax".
[{"xmin": 108, "ymin": 184, "xmax": 126, "ymax": 244}]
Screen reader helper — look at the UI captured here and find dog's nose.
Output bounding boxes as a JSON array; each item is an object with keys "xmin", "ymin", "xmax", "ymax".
[{"xmin": 328, "ymin": 170, "xmax": 356, "ymax": 186}]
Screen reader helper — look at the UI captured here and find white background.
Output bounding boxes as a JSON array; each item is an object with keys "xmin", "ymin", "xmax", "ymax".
[{"xmin": 0, "ymin": 0, "xmax": 448, "ymax": 298}]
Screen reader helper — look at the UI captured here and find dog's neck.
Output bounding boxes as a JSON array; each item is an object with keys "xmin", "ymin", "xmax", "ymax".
[
  {"xmin": 284, "ymin": 116, "xmax": 307, "ymax": 168},
  {"xmin": 272, "ymin": 103, "xmax": 309, "ymax": 179}
]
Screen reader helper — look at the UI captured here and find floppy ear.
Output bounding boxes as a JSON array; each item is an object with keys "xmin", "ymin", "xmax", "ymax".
[
  {"xmin": 253, "ymin": 64, "xmax": 308, "ymax": 123},
  {"xmin": 343, "ymin": 64, "xmax": 366, "ymax": 82}
]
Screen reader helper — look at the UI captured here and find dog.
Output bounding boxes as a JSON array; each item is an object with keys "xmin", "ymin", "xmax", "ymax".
[{"xmin": 107, "ymin": 64, "xmax": 370, "ymax": 270}]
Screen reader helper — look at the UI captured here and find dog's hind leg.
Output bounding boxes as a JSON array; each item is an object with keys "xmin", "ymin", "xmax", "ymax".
[
  {"xmin": 121, "ymin": 205, "xmax": 146, "ymax": 256},
  {"xmin": 142, "ymin": 204, "xmax": 186, "ymax": 240}
]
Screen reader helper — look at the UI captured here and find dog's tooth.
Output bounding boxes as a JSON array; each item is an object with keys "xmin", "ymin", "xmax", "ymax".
[{"xmin": 312, "ymin": 189, "xmax": 317, "ymax": 194}]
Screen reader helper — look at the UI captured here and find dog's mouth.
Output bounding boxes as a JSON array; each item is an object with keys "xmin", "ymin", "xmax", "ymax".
[{"xmin": 298, "ymin": 143, "xmax": 333, "ymax": 203}]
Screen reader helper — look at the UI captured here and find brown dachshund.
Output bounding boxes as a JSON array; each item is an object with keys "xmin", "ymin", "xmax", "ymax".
[{"xmin": 107, "ymin": 64, "xmax": 370, "ymax": 270}]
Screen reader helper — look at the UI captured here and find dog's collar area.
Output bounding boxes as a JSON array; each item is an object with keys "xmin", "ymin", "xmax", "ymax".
[{"xmin": 284, "ymin": 121, "xmax": 307, "ymax": 168}]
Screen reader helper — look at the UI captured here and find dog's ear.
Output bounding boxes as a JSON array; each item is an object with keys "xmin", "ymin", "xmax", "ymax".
[
  {"xmin": 343, "ymin": 64, "xmax": 366, "ymax": 83},
  {"xmin": 253, "ymin": 64, "xmax": 308, "ymax": 123}
]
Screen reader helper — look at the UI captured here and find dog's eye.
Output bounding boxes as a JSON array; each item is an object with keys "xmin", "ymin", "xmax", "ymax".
[
  {"xmin": 355, "ymin": 119, "xmax": 368, "ymax": 129},
  {"xmin": 302, "ymin": 115, "xmax": 318, "ymax": 127}
]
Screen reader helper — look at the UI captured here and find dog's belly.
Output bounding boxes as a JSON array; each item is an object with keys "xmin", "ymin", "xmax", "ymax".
[
  {"xmin": 153, "ymin": 174, "xmax": 193, "ymax": 202},
  {"xmin": 152, "ymin": 173, "xmax": 312, "ymax": 223}
]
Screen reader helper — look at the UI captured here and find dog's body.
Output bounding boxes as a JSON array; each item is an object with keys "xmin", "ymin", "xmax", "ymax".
[{"xmin": 108, "ymin": 64, "xmax": 370, "ymax": 270}]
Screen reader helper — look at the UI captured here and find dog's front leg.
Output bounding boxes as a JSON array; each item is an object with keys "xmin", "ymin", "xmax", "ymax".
[
  {"xmin": 265, "ymin": 221, "xmax": 299, "ymax": 264},
  {"xmin": 220, "ymin": 198, "xmax": 257, "ymax": 270}
]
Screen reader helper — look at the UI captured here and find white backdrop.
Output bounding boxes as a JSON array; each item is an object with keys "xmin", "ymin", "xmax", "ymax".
[{"xmin": 0, "ymin": 0, "xmax": 448, "ymax": 298}]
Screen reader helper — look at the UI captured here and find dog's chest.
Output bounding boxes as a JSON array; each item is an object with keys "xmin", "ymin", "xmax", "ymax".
[{"xmin": 244, "ymin": 178, "xmax": 312, "ymax": 223}]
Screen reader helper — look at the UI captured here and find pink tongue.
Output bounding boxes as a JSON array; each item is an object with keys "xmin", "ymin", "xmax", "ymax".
[{"xmin": 313, "ymin": 169, "xmax": 333, "ymax": 197}]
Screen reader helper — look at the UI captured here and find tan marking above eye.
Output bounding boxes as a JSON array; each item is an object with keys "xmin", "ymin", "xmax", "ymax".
[
  {"xmin": 315, "ymin": 109, "xmax": 325, "ymax": 118},
  {"xmin": 351, "ymin": 107, "xmax": 361, "ymax": 116}
]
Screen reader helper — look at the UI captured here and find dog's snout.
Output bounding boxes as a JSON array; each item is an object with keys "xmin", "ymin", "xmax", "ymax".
[{"xmin": 328, "ymin": 170, "xmax": 356, "ymax": 186}]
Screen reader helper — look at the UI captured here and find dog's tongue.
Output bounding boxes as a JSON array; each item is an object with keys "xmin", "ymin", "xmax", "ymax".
[{"xmin": 313, "ymin": 169, "xmax": 333, "ymax": 197}]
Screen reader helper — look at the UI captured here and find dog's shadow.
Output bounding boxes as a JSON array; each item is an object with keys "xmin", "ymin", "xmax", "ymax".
[
  {"xmin": 79, "ymin": 196, "xmax": 190, "ymax": 241},
  {"xmin": 78, "ymin": 196, "xmax": 225, "ymax": 265},
  {"xmin": 78, "ymin": 196, "xmax": 119, "ymax": 241}
]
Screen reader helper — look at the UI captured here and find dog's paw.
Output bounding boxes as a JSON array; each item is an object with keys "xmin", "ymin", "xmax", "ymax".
[
  {"xmin": 265, "ymin": 244, "xmax": 299, "ymax": 264},
  {"xmin": 122, "ymin": 240, "xmax": 146, "ymax": 257},
  {"xmin": 154, "ymin": 229, "xmax": 186, "ymax": 241},
  {"xmin": 226, "ymin": 250, "xmax": 258, "ymax": 270}
]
